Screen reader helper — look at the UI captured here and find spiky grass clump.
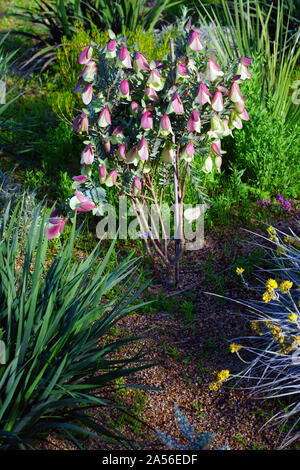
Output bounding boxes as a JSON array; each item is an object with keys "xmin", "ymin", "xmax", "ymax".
[{"xmin": 228, "ymin": 225, "xmax": 300, "ymax": 448}]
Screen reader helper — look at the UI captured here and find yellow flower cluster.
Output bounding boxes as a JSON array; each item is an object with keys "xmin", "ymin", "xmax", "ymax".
[
  {"xmin": 251, "ymin": 321, "xmax": 263, "ymax": 335},
  {"xmin": 264, "ymin": 320, "xmax": 283, "ymax": 342},
  {"xmin": 287, "ymin": 313, "xmax": 297, "ymax": 323},
  {"xmin": 279, "ymin": 280, "xmax": 293, "ymax": 293},
  {"xmin": 209, "ymin": 370, "xmax": 230, "ymax": 391},
  {"xmin": 266, "ymin": 279, "xmax": 278, "ymax": 291},
  {"xmin": 267, "ymin": 226, "xmax": 277, "ymax": 242},
  {"xmin": 230, "ymin": 343, "xmax": 242, "ymax": 353},
  {"xmin": 236, "ymin": 267, "xmax": 244, "ymax": 276},
  {"xmin": 284, "ymin": 236, "xmax": 300, "ymax": 248}
]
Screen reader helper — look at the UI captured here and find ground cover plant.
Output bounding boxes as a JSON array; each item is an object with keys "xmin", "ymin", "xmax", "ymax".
[{"xmin": 0, "ymin": 202, "xmax": 153, "ymax": 449}]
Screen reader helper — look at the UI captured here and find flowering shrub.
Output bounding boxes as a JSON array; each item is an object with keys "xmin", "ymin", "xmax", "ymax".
[
  {"xmin": 220, "ymin": 226, "xmax": 300, "ymax": 447},
  {"xmin": 256, "ymin": 193, "xmax": 299, "ymax": 219},
  {"xmin": 63, "ymin": 23, "xmax": 252, "ymax": 284}
]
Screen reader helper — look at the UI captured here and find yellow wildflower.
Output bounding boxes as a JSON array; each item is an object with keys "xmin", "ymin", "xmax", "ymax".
[
  {"xmin": 230, "ymin": 343, "xmax": 242, "ymax": 353},
  {"xmin": 287, "ymin": 313, "xmax": 297, "ymax": 323},
  {"xmin": 236, "ymin": 267, "xmax": 244, "ymax": 276},
  {"xmin": 267, "ymin": 226, "xmax": 276, "ymax": 235},
  {"xmin": 218, "ymin": 369, "xmax": 230, "ymax": 381},
  {"xmin": 251, "ymin": 321, "xmax": 263, "ymax": 335},
  {"xmin": 262, "ymin": 291, "xmax": 273, "ymax": 303},
  {"xmin": 266, "ymin": 279, "xmax": 278, "ymax": 292},
  {"xmin": 279, "ymin": 280, "xmax": 293, "ymax": 293},
  {"xmin": 209, "ymin": 381, "xmax": 221, "ymax": 392}
]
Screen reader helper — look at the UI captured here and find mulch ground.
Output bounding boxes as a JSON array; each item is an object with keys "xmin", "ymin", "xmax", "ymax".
[{"xmin": 36, "ymin": 218, "xmax": 300, "ymax": 451}]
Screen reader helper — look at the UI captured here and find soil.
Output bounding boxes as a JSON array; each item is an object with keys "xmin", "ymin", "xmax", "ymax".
[{"xmin": 36, "ymin": 218, "xmax": 300, "ymax": 451}]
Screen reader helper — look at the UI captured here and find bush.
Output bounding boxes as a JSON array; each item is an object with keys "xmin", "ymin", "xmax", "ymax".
[
  {"xmin": 0, "ymin": 202, "xmax": 153, "ymax": 449},
  {"xmin": 53, "ymin": 24, "xmax": 173, "ymax": 121},
  {"xmin": 227, "ymin": 225, "xmax": 300, "ymax": 447},
  {"xmin": 225, "ymin": 58, "xmax": 300, "ymax": 198}
]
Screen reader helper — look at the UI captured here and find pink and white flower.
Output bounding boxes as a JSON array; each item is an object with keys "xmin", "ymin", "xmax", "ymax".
[
  {"xmin": 187, "ymin": 109, "xmax": 201, "ymax": 133},
  {"xmin": 145, "ymin": 86, "xmax": 159, "ymax": 102},
  {"xmin": 134, "ymin": 51, "xmax": 149, "ymax": 71},
  {"xmin": 161, "ymin": 145, "xmax": 175, "ymax": 164},
  {"xmin": 187, "ymin": 29, "xmax": 203, "ymax": 52},
  {"xmin": 78, "ymin": 60, "xmax": 97, "ymax": 82},
  {"xmin": 159, "ymin": 114, "xmax": 173, "ymax": 136},
  {"xmin": 97, "ymin": 107, "xmax": 111, "ymax": 127},
  {"xmin": 81, "ymin": 83, "xmax": 93, "ymax": 105},
  {"xmin": 206, "ymin": 59, "xmax": 224, "ymax": 81},
  {"xmin": 81, "ymin": 143, "xmax": 94, "ymax": 165},
  {"xmin": 167, "ymin": 91, "xmax": 184, "ymax": 114},
  {"xmin": 78, "ymin": 46, "xmax": 93, "ymax": 65},
  {"xmin": 141, "ymin": 110, "xmax": 153, "ymax": 130},
  {"xmin": 137, "ymin": 137, "xmax": 149, "ymax": 161},
  {"xmin": 69, "ymin": 190, "xmax": 96, "ymax": 212},
  {"xmin": 44, "ymin": 217, "xmax": 66, "ymax": 239},
  {"xmin": 118, "ymin": 46, "xmax": 132, "ymax": 68},
  {"xmin": 147, "ymin": 69, "xmax": 165, "ymax": 91},
  {"xmin": 120, "ymin": 79, "xmax": 130, "ymax": 98},
  {"xmin": 211, "ymin": 90, "xmax": 224, "ymax": 112},
  {"xmin": 106, "ymin": 39, "xmax": 117, "ymax": 58},
  {"xmin": 181, "ymin": 142, "xmax": 195, "ymax": 163},
  {"xmin": 73, "ymin": 113, "xmax": 89, "ymax": 134},
  {"xmin": 196, "ymin": 82, "xmax": 211, "ymax": 105}
]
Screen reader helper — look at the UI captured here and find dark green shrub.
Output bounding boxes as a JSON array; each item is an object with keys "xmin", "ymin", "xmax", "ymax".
[{"xmin": 0, "ymin": 202, "xmax": 153, "ymax": 449}]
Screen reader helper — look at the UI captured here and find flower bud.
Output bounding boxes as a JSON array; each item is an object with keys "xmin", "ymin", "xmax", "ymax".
[
  {"xmin": 196, "ymin": 82, "xmax": 211, "ymax": 105},
  {"xmin": 167, "ymin": 91, "xmax": 184, "ymax": 114},
  {"xmin": 187, "ymin": 109, "xmax": 201, "ymax": 133},
  {"xmin": 211, "ymin": 90, "xmax": 224, "ymax": 112},
  {"xmin": 141, "ymin": 110, "xmax": 153, "ymax": 130}
]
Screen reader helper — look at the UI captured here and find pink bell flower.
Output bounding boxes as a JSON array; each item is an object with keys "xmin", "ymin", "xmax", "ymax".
[
  {"xmin": 73, "ymin": 113, "xmax": 89, "ymax": 134},
  {"xmin": 104, "ymin": 138, "xmax": 111, "ymax": 153},
  {"xmin": 196, "ymin": 82, "xmax": 211, "ymax": 105},
  {"xmin": 187, "ymin": 109, "xmax": 201, "ymax": 133},
  {"xmin": 145, "ymin": 86, "xmax": 159, "ymax": 102},
  {"xmin": 133, "ymin": 177, "xmax": 142, "ymax": 195},
  {"xmin": 120, "ymin": 79, "xmax": 130, "ymax": 98},
  {"xmin": 105, "ymin": 169, "xmax": 118, "ymax": 187},
  {"xmin": 131, "ymin": 101, "xmax": 139, "ymax": 115},
  {"xmin": 187, "ymin": 29, "xmax": 203, "ymax": 52},
  {"xmin": 78, "ymin": 60, "xmax": 97, "ymax": 82},
  {"xmin": 211, "ymin": 90, "xmax": 224, "ymax": 112},
  {"xmin": 81, "ymin": 83, "xmax": 93, "ymax": 105},
  {"xmin": 118, "ymin": 144, "xmax": 127, "ymax": 160},
  {"xmin": 181, "ymin": 142, "xmax": 195, "ymax": 163},
  {"xmin": 159, "ymin": 114, "xmax": 173, "ymax": 136},
  {"xmin": 228, "ymin": 82, "xmax": 246, "ymax": 103},
  {"xmin": 147, "ymin": 69, "xmax": 165, "ymax": 91},
  {"xmin": 45, "ymin": 217, "xmax": 66, "ymax": 239},
  {"xmin": 141, "ymin": 110, "xmax": 153, "ymax": 130},
  {"xmin": 81, "ymin": 143, "xmax": 94, "ymax": 165},
  {"xmin": 118, "ymin": 46, "xmax": 132, "ymax": 68},
  {"xmin": 106, "ymin": 39, "xmax": 117, "ymax": 58},
  {"xmin": 206, "ymin": 59, "xmax": 224, "ymax": 81},
  {"xmin": 98, "ymin": 107, "xmax": 111, "ymax": 127},
  {"xmin": 161, "ymin": 145, "xmax": 175, "ymax": 164},
  {"xmin": 167, "ymin": 91, "xmax": 184, "ymax": 114},
  {"xmin": 70, "ymin": 190, "xmax": 96, "ymax": 212},
  {"xmin": 78, "ymin": 46, "xmax": 93, "ymax": 65},
  {"xmin": 137, "ymin": 137, "xmax": 149, "ymax": 161},
  {"xmin": 176, "ymin": 62, "xmax": 189, "ymax": 81},
  {"xmin": 134, "ymin": 51, "xmax": 149, "ymax": 71},
  {"xmin": 99, "ymin": 165, "xmax": 107, "ymax": 184}
]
